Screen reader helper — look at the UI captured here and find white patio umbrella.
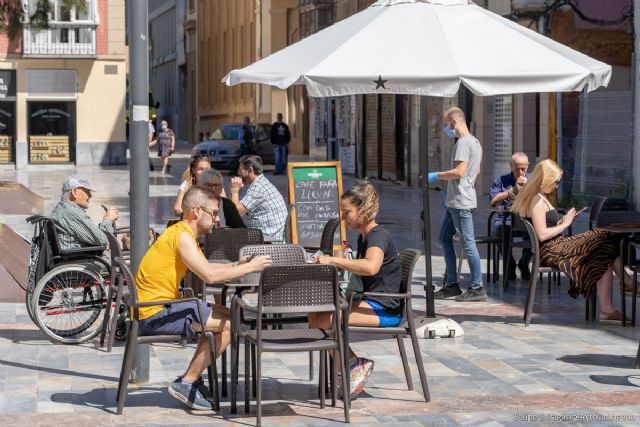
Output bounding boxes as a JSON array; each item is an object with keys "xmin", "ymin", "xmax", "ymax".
[
  {"xmin": 223, "ymin": 0, "xmax": 611, "ymax": 96},
  {"xmin": 222, "ymin": 0, "xmax": 612, "ymax": 318}
]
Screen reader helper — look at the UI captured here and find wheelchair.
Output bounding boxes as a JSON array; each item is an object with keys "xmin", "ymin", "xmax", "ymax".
[{"xmin": 26, "ymin": 215, "xmax": 114, "ymax": 344}]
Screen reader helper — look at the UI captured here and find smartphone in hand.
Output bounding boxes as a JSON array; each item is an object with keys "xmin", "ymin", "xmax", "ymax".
[
  {"xmin": 575, "ymin": 206, "xmax": 588, "ymax": 216},
  {"xmin": 243, "ymin": 253, "xmax": 257, "ymax": 263},
  {"xmin": 308, "ymin": 250, "xmax": 324, "ymax": 263}
]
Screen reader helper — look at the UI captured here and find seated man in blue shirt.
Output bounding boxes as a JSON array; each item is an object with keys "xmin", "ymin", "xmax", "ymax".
[{"xmin": 490, "ymin": 152, "xmax": 532, "ymax": 281}]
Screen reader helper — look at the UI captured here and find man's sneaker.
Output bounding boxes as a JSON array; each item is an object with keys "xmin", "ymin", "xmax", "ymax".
[
  {"xmin": 434, "ymin": 283, "xmax": 462, "ymax": 300},
  {"xmin": 454, "ymin": 287, "xmax": 487, "ymax": 302},
  {"xmin": 518, "ymin": 261, "xmax": 531, "ymax": 281},
  {"xmin": 168, "ymin": 376, "xmax": 213, "ymax": 411}
]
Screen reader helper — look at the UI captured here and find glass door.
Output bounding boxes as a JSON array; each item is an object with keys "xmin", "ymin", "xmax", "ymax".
[
  {"xmin": 0, "ymin": 101, "xmax": 15, "ymax": 164},
  {"xmin": 28, "ymin": 101, "xmax": 76, "ymax": 164}
]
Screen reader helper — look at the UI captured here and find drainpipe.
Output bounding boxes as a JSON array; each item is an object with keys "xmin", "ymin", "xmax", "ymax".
[
  {"xmin": 255, "ymin": 0, "xmax": 263, "ymax": 123},
  {"xmin": 194, "ymin": 4, "xmax": 199, "ymax": 141},
  {"xmin": 633, "ymin": 0, "xmax": 640, "ymax": 208}
]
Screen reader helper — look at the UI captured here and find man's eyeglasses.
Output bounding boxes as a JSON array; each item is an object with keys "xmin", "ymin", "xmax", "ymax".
[{"xmin": 198, "ymin": 206, "xmax": 218, "ymax": 220}]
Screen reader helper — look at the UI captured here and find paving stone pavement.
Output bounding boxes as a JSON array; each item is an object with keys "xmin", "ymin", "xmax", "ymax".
[{"xmin": 1, "ymin": 146, "xmax": 640, "ymax": 425}]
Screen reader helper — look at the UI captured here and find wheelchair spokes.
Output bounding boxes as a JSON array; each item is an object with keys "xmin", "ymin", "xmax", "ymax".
[{"xmin": 33, "ymin": 264, "xmax": 106, "ymax": 344}]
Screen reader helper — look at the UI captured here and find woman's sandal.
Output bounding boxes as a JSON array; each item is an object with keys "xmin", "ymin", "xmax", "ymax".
[
  {"xmin": 599, "ymin": 310, "xmax": 630, "ymax": 323},
  {"xmin": 622, "ymin": 278, "xmax": 638, "ymax": 294}
]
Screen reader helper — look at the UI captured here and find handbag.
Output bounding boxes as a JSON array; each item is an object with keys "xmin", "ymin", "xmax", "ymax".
[
  {"xmin": 339, "ymin": 242, "xmax": 363, "ymax": 299},
  {"xmin": 341, "ymin": 271, "xmax": 363, "ymax": 300}
]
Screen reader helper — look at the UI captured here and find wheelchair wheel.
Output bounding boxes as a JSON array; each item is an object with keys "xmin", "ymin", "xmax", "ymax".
[
  {"xmin": 32, "ymin": 263, "xmax": 107, "ymax": 344},
  {"xmin": 25, "ymin": 280, "xmax": 37, "ymax": 324}
]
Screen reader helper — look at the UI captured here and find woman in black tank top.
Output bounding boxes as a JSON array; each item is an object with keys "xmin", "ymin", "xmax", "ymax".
[{"xmin": 511, "ymin": 159, "xmax": 632, "ymax": 322}]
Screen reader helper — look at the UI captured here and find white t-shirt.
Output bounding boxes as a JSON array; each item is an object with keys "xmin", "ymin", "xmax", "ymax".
[{"xmin": 179, "ymin": 180, "xmax": 189, "ymax": 192}]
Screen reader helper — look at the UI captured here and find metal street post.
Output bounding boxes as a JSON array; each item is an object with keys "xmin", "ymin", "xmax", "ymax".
[
  {"xmin": 128, "ymin": 0, "xmax": 150, "ymax": 383},
  {"xmin": 419, "ymin": 96, "xmax": 435, "ymax": 317}
]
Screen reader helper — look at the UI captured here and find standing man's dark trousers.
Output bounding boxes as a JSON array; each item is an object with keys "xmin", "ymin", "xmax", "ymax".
[{"xmin": 274, "ymin": 144, "xmax": 287, "ymax": 174}]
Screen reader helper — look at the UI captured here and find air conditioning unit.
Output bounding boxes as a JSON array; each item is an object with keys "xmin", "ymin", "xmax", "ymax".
[
  {"xmin": 486, "ymin": 0, "xmax": 509, "ymax": 15},
  {"xmin": 511, "ymin": 0, "xmax": 548, "ymax": 13}
]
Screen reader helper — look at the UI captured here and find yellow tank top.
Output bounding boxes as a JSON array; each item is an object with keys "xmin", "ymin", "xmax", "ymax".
[{"xmin": 135, "ymin": 221, "xmax": 199, "ymax": 320}]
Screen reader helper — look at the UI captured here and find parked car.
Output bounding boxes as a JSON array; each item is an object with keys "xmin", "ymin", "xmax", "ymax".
[{"xmin": 191, "ymin": 123, "xmax": 274, "ymax": 170}]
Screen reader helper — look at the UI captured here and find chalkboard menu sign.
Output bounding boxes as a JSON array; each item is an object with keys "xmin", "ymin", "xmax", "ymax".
[{"xmin": 288, "ymin": 161, "xmax": 346, "ymax": 250}]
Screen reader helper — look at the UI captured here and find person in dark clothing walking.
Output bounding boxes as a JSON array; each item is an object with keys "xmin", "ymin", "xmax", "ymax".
[
  {"xmin": 238, "ymin": 116, "xmax": 253, "ymax": 156},
  {"xmin": 270, "ymin": 113, "xmax": 291, "ymax": 175}
]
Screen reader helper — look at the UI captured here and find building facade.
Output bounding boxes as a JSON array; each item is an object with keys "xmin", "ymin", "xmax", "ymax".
[
  {"xmin": 185, "ymin": 0, "xmax": 304, "ymax": 154},
  {"xmin": 148, "ymin": 0, "xmax": 187, "ymax": 142},
  {"xmin": 0, "ymin": 0, "xmax": 126, "ymax": 169},
  {"xmin": 483, "ymin": 0, "xmax": 634, "ymax": 207}
]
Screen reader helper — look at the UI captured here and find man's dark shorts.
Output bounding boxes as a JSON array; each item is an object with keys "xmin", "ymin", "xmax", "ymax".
[{"xmin": 139, "ymin": 300, "xmax": 212, "ymax": 337}]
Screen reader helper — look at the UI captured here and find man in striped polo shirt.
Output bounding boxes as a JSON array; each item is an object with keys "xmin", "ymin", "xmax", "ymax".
[{"xmin": 49, "ymin": 175, "xmax": 119, "ymax": 261}]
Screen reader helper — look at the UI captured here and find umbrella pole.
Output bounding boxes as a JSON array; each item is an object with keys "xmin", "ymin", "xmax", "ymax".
[{"xmin": 419, "ymin": 97, "xmax": 435, "ymax": 317}]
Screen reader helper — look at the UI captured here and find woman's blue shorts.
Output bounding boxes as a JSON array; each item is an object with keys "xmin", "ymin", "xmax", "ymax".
[{"xmin": 364, "ymin": 299, "xmax": 403, "ymax": 327}]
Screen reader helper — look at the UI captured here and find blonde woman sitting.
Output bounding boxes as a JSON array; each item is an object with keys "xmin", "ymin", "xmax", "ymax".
[{"xmin": 511, "ymin": 159, "xmax": 632, "ymax": 322}]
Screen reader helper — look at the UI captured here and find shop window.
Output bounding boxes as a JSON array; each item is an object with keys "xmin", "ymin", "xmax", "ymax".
[
  {"xmin": 28, "ymin": 102, "xmax": 76, "ymax": 164},
  {"xmin": 0, "ymin": 70, "xmax": 16, "ymax": 164},
  {"xmin": 0, "ymin": 102, "xmax": 15, "ymax": 164}
]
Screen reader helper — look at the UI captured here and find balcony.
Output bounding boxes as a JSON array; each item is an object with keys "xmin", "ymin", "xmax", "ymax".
[{"xmin": 23, "ymin": 22, "xmax": 97, "ymax": 58}]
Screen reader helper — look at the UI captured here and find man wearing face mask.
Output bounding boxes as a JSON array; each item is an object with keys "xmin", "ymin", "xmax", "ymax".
[{"xmin": 428, "ymin": 107, "xmax": 485, "ymax": 302}]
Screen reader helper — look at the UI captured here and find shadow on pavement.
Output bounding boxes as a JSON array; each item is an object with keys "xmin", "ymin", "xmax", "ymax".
[
  {"xmin": 0, "ymin": 328, "xmax": 48, "ymax": 342},
  {"xmin": 589, "ymin": 375, "xmax": 640, "ymax": 388},
  {"xmin": 51, "ymin": 387, "xmax": 174, "ymax": 414},
  {"xmin": 53, "ymin": 386, "xmax": 346, "ymax": 425},
  {"xmin": 0, "ymin": 358, "xmax": 118, "ymax": 382},
  {"xmin": 558, "ymin": 354, "xmax": 638, "ymax": 369}
]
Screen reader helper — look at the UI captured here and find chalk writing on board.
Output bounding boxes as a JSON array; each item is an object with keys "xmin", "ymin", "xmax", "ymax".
[{"xmin": 289, "ymin": 164, "xmax": 342, "ymax": 248}]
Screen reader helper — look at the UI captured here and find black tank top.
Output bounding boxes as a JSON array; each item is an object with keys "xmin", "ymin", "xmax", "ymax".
[
  {"xmin": 524, "ymin": 195, "xmax": 563, "ymax": 239},
  {"xmin": 544, "ymin": 209, "xmax": 561, "ymax": 227}
]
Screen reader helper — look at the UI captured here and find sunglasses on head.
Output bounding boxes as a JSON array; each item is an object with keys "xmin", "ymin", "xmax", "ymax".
[{"xmin": 191, "ymin": 154, "xmax": 209, "ymax": 161}]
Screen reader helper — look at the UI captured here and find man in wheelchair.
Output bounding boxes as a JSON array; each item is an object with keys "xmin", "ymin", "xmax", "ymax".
[
  {"xmin": 26, "ymin": 175, "xmax": 120, "ymax": 344},
  {"xmin": 50, "ymin": 174, "xmax": 119, "ymax": 269}
]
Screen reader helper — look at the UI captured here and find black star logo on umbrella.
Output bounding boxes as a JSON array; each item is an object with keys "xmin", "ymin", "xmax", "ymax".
[{"xmin": 373, "ymin": 75, "xmax": 388, "ymax": 89}]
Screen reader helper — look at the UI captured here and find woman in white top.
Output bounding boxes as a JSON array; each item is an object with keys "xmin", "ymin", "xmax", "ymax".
[{"xmin": 173, "ymin": 155, "xmax": 211, "ymax": 216}]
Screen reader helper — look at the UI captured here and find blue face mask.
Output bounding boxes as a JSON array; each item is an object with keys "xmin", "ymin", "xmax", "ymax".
[{"xmin": 443, "ymin": 126, "xmax": 456, "ymax": 138}]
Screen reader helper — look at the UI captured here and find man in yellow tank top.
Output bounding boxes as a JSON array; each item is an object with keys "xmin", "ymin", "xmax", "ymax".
[{"xmin": 135, "ymin": 186, "xmax": 272, "ymax": 411}]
